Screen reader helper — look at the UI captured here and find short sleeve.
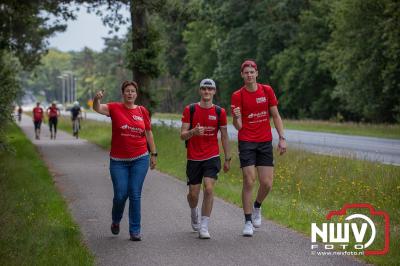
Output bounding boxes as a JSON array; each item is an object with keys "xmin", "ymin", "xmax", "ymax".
[
  {"xmin": 265, "ymin": 86, "xmax": 278, "ymax": 107},
  {"xmin": 230, "ymin": 91, "xmax": 241, "ymax": 116},
  {"xmin": 219, "ymin": 108, "xmax": 228, "ymax": 127},
  {"xmin": 141, "ymin": 106, "xmax": 151, "ymax": 130},
  {"xmin": 181, "ymin": 106, "xmax": 190, "ymax": 124},
  {"xmin": 106, "ymin": 102, "xmax": 118, "ymax": 117}
]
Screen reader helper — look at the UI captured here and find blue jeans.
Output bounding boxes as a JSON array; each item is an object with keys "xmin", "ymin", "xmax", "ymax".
[{"xmin": 109, "ymin": 155, "xmax": 149, "ymax": 234}]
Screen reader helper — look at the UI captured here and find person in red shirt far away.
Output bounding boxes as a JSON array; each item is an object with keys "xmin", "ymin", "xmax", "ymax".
[
  {"xmin": 32, "ymin": 102, "xmax": 44, "ymax": 140},
  {"xmin": 180, "ymin": 78, "xmax": 231, "ymax": 239},
  {"xmin": 231, "ymin": 60, "xmax": 287, "ymax": 237},
  {"xmin": 93, "ymin": 80, "xmax": 157, "ymax": 241},
  {"xmin": 47, "ymin": 101, "xmax": 60, "ymax": 139}
]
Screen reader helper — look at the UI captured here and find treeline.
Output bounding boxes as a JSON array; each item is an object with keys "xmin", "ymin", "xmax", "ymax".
[
  {"xmin": 159, "ymin": 0, "xmax": 400, "ymax": 122},
  {"xmin": 18, "ymin": 0, "xmax": 400, "ymax": 123}
]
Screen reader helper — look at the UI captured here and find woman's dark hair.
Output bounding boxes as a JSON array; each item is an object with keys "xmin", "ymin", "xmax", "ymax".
[{"xmin": 121, "ymin": 80, "xmax": 139, "ymax": 93}]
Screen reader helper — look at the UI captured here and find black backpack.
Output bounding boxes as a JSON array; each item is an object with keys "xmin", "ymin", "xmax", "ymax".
[{"xmin": 185, "ymin": 103, "xmax": 222, "ymax": 148}]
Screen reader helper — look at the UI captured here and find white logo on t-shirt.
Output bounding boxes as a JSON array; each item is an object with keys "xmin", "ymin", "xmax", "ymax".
[
  {"xmin": 248, "ymin": 111, "xmax": 267, "ymax": 119},
  {"xmin": 208, "ymin": 115, "xmax": 217, "ymax": 120},
  {"xmin": 132, "ymin": 115, "xmax": 143, "ymax": 121},
  {"xmin": 256, "ymin": 97, "xmax": 266, "ymax": 104}
]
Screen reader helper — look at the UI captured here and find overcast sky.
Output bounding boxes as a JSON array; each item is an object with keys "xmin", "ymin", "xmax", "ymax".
[{"xmin": 47, "ymin": 5, "xmax": 130, "ymax": 52}]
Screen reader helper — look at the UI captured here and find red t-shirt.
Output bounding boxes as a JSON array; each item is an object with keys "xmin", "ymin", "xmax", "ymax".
[
  {"xmin": 231, "ymin": 83, "xmax": 278, "ymax": 142},
  {"xmin": 182, "ymin": 103, "xmax": 227, "ymax": 161},
  {"xmin": 107, "ymin": 102, "xmax": 151, "ymax": 159},
  {"xmin": 33, "ymin": 107, "xmax": 44, "ymax": 122},
  {"xmin": 47, "ymin": 106, "xmax": 59, "ymax": 118}
]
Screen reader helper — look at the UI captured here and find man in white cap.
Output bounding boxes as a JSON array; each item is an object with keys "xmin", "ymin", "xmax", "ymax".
[
  {"xmin": 180, "ymin": 78, "xmax": 231, "ymax": 239},
  {"xmin": 70, "ymin": 101, "xmax": 81, "ymax": 137}
]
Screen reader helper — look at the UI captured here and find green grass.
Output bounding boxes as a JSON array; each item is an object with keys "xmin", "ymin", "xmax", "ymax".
[
  {"xmin": 153, "ymin": 112, "xmax": 400, "ymax": 139},
  {"xmin": 0, "ymin": 124, "xmax": 94, "ymax": 266},
  {"xmin": 283, "ymin": 119, "xmax": 400, "ymax": 139},
  {"xmin": 57, "ymin": 117, "xmax": 399, "ymax": 265},
  {"xmin": 57, "ymin": 117, "xmax": 111, "ymax": 148}
]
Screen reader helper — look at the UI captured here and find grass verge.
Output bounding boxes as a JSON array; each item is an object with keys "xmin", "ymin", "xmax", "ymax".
[
  {"xmin": 0, "ymin": 124, "xmax": 94, "ymax": 266},
  {"xmin": 153, "ymin": 112, "xmax": 400, "ymax": 139},
  {"xmin": 58, "ymin": 117, "xmax": 399, "ymax": 265}
]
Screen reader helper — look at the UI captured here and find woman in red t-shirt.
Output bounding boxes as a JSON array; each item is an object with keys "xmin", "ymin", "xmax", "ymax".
[{"xmin": 93, "ymin": 80, "xmax": 157, "ymax": 241}]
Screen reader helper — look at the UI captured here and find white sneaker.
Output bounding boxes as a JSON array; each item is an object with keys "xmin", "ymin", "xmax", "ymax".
[
  {"xmin": 242, "ymin": 221, "xmax": 254, "ymax": 237},
  {"xmin": 199, "ymin": 226, "xmax": 211, "ymax": 239},
  {"xmin": 191, "ymin": 207, "xmax": 199, "ymax": 231},
  {"xmin": 252, "ymin": 207, "xmax": 262, "ymax": 228}
]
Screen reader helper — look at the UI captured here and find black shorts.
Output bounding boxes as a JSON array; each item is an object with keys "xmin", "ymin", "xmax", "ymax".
[
  {"xmin": 238, "ymin": 141, "xmax": 274, "ymax": 168},
  {"xmin": 34, "ymin": 121, "xmax": 42, "ymax": 130},
  {"xmin": 49, "ymin": 117, "xmax": 58, "ymax": 126},
  {"xmin": 186, "ymin": 157, "xmax": 221, "ymax": 185}
]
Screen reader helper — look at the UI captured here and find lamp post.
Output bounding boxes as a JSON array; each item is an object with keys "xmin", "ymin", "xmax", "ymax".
[{"xmin": 57, "ymin": 76, "xmax": 65, "ymax": 105}]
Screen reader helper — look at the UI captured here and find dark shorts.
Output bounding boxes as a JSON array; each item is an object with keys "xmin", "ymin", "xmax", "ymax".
[
  {"xmin": 34, "ymin": 120, "xmax": 42, "ymax": 130},
  {"xmin": 238, "ymin": 141, "xmax": 274, "ymax": 168},
  {"xmin": 186, "ymin": 157, "xmax": 221, "ymax": 185},
  {"xmin": 49, "ymin": 117, "xmax": 58, "ymax": 125}
]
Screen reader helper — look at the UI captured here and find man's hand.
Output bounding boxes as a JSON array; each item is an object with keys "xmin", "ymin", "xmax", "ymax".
[
  {"xmin": 223, "ymin": 160, "xmax": 231, "ymax": 172},
  {"xmin": 192, "ymin": 123, "xmax": 204, "ymax": 136},
  {"xmin": 277, "ymin": 139, "xmax": 287, "ymax": 155},
  {"xmin": 233, "ymin": 107, "xmax": 241, "ymax": 118}
]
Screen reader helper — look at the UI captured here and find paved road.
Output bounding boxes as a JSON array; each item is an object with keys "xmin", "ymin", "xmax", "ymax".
[
  {"xmin": 80, "ymin": 112, "xmax": 400, "ymax": 166},
  {"xmin": 18, "ymin": 115, "xmax": 365, "ymax": 266}
]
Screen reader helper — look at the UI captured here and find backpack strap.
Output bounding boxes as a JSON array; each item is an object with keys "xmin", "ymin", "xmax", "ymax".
[
  {"xmin": 185, "ymin": 103, "xmax": 196, "ymax": 148},
  {"xmin": 214, "ymin": 105, "xmax": 222, "ymax": 129},
  {"xmin": 189, "ymin": 103, "xmax": 196, "ymax": 131}
]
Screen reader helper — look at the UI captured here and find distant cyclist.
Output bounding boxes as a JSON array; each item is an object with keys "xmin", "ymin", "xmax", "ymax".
[
  {"xmin": 32, "ymin": 102, "xmax": 44, "ymax": 140},
  {"xmin": 47, "ymin": 102, "xmax": 60, "ymax": 139},
  {"xmin": 70, "ymin": 101, "xmax": 81, "ymax": 138},
  {"xmin": 17, "ymin": 105, "xmax": 23, "ymax": 122}
]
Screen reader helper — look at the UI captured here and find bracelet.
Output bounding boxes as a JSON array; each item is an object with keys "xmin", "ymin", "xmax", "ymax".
[
  {"xmin": 151, "ymin": 152, "xmax": 158, "ymax": 157},
  {"xmin": 279, "ymin": 136, "xmax": 286, "ymax": 141}
]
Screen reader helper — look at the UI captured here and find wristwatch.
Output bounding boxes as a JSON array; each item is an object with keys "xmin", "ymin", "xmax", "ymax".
[
  {"xmin": 151, "ymin": 152, "xmax": 158, "ymax": 157},
  {"xmin": 225, "ymin": 157, "xmax": 232, "ymax": 162},
  {"xmin": 279, "ymin": 136, "xmax": 286, "ymax": 141}
]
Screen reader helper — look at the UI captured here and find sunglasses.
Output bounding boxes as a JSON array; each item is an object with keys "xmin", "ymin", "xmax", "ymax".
[{"xmin": 200, "ymin": 87, "xmax": 215, "ymax": 91}]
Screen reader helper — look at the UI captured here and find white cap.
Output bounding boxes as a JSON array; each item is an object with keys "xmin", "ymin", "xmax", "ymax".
[
  {"xmin": 199, "ymin": 78, "xmax": 216, "ymax": 88},
  {"xmin": 73, "ymin": 101, "xmax": 79, "ymax": 106}
]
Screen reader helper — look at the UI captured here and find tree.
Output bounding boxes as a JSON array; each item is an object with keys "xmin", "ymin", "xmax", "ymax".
[
  {"xmin": 0, "ymin": 1, "xmax": 76, "ymax": 70},
  {"xmin": 22, "ymin": 49, "xmax": 72, "ymax": 102},
  {"xmin": 0, "ymin": 51, "xmax": 21, "ymax": 150},
  {"xmin": 269, "ymin": 0, "xmax": 338, "ymax": 119},
  {"xmin": 0, "ymin": 1, "xmax": 76, "ymax": 151},
  {"xmin": 85, "ymin": 0, "xmax": 165, "ymax": 112},
  {"xmin": 95, "ymin": 36, "xmax": 131, "ymax": 102},
  {"xmin": 323, "ymin": 0, "xmax": 400, "ymax": 122}
]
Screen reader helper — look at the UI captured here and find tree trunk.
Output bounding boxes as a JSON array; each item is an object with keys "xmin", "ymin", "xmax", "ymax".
[{"xmin": 130, "ymin": 0, "xmax": 152, "ymax": 110}]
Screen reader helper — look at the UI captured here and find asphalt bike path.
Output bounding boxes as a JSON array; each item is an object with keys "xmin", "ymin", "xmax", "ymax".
[{"xmin": 18, "ymin": 115, "xmax": 364, "ymax": 266}]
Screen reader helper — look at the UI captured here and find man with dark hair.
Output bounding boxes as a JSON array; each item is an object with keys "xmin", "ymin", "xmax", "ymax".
[
  {"xmin": 180, "ymin": 78, "xmax": 231, "ymax": 239},
  {"xmin": 32, "ymin": 102, "xmax": 44, "ymax": 140},
  {"xmin": 231, "ymin": 60, "xmax": 287, "ymax": 237}
]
